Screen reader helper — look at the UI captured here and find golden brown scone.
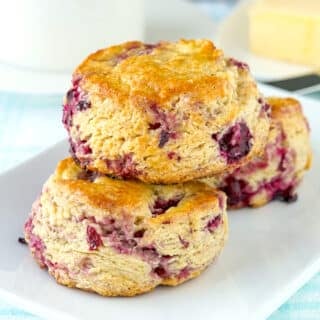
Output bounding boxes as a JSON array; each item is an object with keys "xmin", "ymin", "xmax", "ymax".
[
  {"xmin": 62, "ymin": 39, "xmax": 270, "ymax": 184},
  {"xmin": 203, "ymin": 97, "xmax": 312, "ymax": 209},
  {"xmin": 24, "ymin": 158, "xmax": 228, "ymax": 296}
]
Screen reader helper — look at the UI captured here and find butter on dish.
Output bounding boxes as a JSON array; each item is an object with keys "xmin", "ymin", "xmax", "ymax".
[{"xmin": 249, "ymin": 0, "xmax": 320, "ymax": 67}]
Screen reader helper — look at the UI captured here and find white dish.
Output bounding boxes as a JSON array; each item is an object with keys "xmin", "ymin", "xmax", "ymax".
[
  {"xmin": 216, "ymin": 0, "xmax": 313, "ymax": 81},
  {"xmin": 0, "ymin": 0, "xmax": 144, "ymax": 72},
  {"xmin": 0, "ymin": 84, "xmax": 319, "ymax": 320}
]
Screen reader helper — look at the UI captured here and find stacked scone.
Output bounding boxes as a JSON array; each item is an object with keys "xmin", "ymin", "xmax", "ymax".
[
  {"xmin": 24, "ymin": 39, "xmax": 311, "ymax": 296},
  {"xmin": 203, "ymin": 97, "xmax": 312, "ymax": 208}
]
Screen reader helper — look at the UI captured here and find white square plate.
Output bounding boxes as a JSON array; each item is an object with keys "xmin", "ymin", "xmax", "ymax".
[{"xmin": 0, "ymin": 84, "xmax": 319, "ymax": 320}]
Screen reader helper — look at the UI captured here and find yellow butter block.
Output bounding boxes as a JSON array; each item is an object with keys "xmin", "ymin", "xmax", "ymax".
[{"xmin": 249, "ymin": 0, "xmax": 320, "ymax": 67}]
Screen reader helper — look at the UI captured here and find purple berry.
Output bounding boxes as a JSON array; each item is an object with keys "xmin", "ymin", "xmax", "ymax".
[
  {"xmin": 167, "ymin": 151, "xmax": 181, "ymax": 161},
  {"xmin": 86, "ymin": 226, "xmax": 103, "ymax": 250},
  {"xmin": 207, "ymin": 215, "xmax": 222, "ymax": 233},
  {"xmin": 140, "ymin": 247, "xmax": 159, "ymax": 261},
  {"xmin": 62, "ymin": 78, "xmax": 91, "ymax": 131},
  {"xmin": 258, "ymin": 97, "xmax": 271, "ymax": 116},
  {"xmin": 134, "ymin": 229, "xmax": 145, "ymax": 238},
  {"xmin": 153, "ymin": 265, "xmax": 168, "ymax": 278},
  {"xmin": 77, "ymin": 170, "xmax": 99, "ymax": 182},
  {"xmin": 159, "ymin": 130, "xmax": 170, "ymax": 148},
  {"xmin": 77, "ymin": 100, "xmax": 91, "ymax": 111},
  {"xmin": 222, "ymin": 176, "xmax": 250, "ymax": 207},
  {"xmin": 151, "ymin": 196, "xmax": 182, "ymax": 216},
  {"xmin": 69, "ymin": 139, "xmax": 92, "ymax": 164},
  {"xmin": 118, "ymin": 239, "xmax": 137, "ymax": 253},
  {"xmin": 215, "ymin": 122, "xmax": 252, "ymax": 163},
  {"xmin": 179, "ymin": 236, "xmax": 189, "ymax": 248},
  {"xmin": 78, "ymin": 141, "xmax": 92, "ymax": 155},
  {"xmin": 273, "ymin": 187, "xmax": 298, "ymax": 203},
  {"xmin": 106, "ymin": 153, "xmax": 140, "ymax": 179},
  {"xmin": 149, "ymin": 122, "xmax": 161, "ymax": 130},
  {"xmin": 24, "ymin": 216, "xmax": 47, "ymax": 268},
  {"xmin": 148, "ymin": 103, "xmax": 178, "ymax": 148},
  {"xmin": 62, "ymin": 103, "xmax": 74, "ymax": 129},
  {"xmin": 177, "ymin": 267, "xmax": 190, "ymax": 280},
  {"xmin": 229, "ymin": 58, "xmax": 249, "ymax": 70}
]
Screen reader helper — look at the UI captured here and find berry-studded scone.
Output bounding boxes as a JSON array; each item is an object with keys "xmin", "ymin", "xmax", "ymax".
[
  {"xmin": 203, "ymin": 97, "xmax": 312, "ymax": 209},
  {"xmin": 24, "ymin": 158, "xmax": 228, "ymax": 296},
  {"xmin": 62, "ymin": 39, "xmax": 270, "ymax": 184}
]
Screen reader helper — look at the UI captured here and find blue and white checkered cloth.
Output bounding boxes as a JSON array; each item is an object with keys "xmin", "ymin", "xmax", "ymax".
[{"xmin": 0, "ymin": 90, "xmax": 320, "ymax": 319}]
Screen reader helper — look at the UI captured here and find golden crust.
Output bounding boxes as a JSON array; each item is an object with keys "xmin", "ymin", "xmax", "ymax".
[
  {"xmin": 268, "ymin": 97, "xmax": 303, "ymax": 118},
  {"xmin": 77, "ymin": 40, "xmax": 226, "ymax": 107},
  {"xmin": 54, "ymin": 158, "xmax": 225, "ymax": 221},
  {"xmin": 203, "ymin": 96, "xmax": 312, "ymax": 208},
  {"xmin": 54, "ymin": 274, "xmax": 157, "ymax": 297},
  {"xmin": 268, "ymin": 97, "xmax": 313, "ymax": 171},
  {"xmin": 25, "ymin": 158, "xmax": 228, "ymax": 296},
  {"xmin": 64, "ymin": 39, "xmax": 270, "ymax": 184}
]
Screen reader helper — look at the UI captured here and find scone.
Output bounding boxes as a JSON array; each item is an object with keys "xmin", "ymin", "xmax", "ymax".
[
  {"xmin": 203, "ymin": 97, "xmax": 312, "ymax": 208},
  {"xmin": 24, "ymin": 158, "xmax": 228, "ymax": 296},
  {"xmin": 62, "ymin": 39, "xmax": 270, "ymax": 184}
]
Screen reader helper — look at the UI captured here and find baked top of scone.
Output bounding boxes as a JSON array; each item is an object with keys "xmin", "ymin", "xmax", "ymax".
[
  {"xmin": 63, "ymin": 39, "xmax": 270, "ymax": 183},
  {"xmin": 76, "ymin": 39, "xmax": 238, "ymax": 109},
  {"xmin": 53, "ymin": 158, "xmax": 225, "ymax": 223}
]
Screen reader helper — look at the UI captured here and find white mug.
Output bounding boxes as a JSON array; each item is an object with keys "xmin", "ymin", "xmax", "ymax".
[{"xmin": 0, "ymin": 0, "xmax": 144, "ymax": 72}]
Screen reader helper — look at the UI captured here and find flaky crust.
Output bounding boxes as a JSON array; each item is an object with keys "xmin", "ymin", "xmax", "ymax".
[
  {"xmin": 24, "ymin": 158, "xmax": 228, "ymax": 296},
  {"xmin": 203, "ymin": 97, "xmax": 312, "ymax": 208},
  {"xmin": 63, "ymin": 39, "xmax": 270, "ymax": 184}
]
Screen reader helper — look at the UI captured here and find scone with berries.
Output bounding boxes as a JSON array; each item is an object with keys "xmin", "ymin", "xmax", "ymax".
[
  {"xmin": 62, "ymin": 39, "xmax": 270, "ymax": 184},
  {"xmin": 203, "ymin": 97, "xmax": 312, "ymax": 208},
  {"xmin": 24, "ymin": 158, "xmax": 228, "ymax": 296}
]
